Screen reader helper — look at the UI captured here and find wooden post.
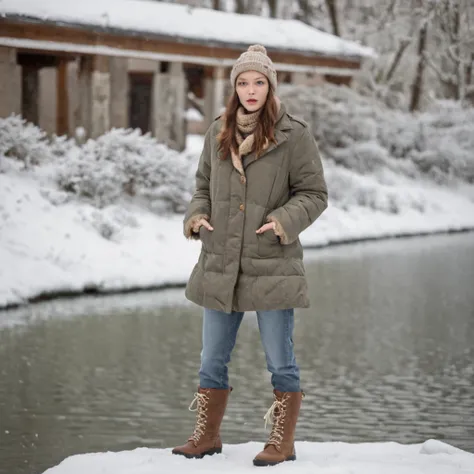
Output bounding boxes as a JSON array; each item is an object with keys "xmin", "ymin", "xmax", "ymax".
[
  {"xmin": 203, "ymin": 66, "xmax": 225, "ymax": 129},
  {"xmin": 91, "ymin": 55, "xmax": 110, "ymax": 138},
  {"xmin": 39, "ymin": 67, "xmax": 57, "ymax": 135},
  {"xmin": 0, "ymin": 46, "xmax": 21, "ymax": 118},
  {"xmin": 170, "ymin": 61, "xmax": 187, "ymax": 151},
  {"xmin": 78, "ymin": 55, "xmax": 93, "ymax": 136},
  {"xmin": 109, "ymin": 57, "xmax": 129, "ymax": 129},
  {"xmin": 67, "ymin": 59, "xmax": 79, "ymax": 136},
  {"xmin": 56, "ymin": 58, "xmax": 69, "ymax": 136},
  {"xmin": 77, "ymin": 55, "xmax": 111, "ymax": 138},
  {"xmin": 152, "ymin": 61, "xmax": 187, "ymax": 151},
  {"xmin": 152, "ymin": 61, "xmax": 172, "ymax": 144}
]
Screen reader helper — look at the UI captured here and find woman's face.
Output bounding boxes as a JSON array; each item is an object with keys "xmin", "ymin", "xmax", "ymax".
[{"xmin": 235, "ymin": 71, "xmax": 269, "ymax": 112}]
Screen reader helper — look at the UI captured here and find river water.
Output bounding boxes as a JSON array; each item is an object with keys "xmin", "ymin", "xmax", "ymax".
[{"xmin": 0, "ymin": 233, "xmax": 473, "ymax": 474}]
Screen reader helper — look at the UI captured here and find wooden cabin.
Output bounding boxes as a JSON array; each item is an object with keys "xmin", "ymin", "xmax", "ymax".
[{"xmin": 0, "ymin": 0, "xmax": 372, "ymax": 150}]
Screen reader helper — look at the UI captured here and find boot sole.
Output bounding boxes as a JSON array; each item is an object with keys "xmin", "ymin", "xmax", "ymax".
[
  {"xmin": 253, "ymin": 454, "xmax": 296, "ymax": 466},
  {"xmin": 172, "ymin": 447, "xmax": 222, "ymax": 459}
]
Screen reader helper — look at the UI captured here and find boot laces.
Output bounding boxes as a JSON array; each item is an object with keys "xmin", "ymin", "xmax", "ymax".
[
  {"xmin": 188, "ymin": 392, "xmax": 209, "ymax": 444},
  {"xmin": 263, "ymin": 395, "xmax": 288, "ymax": 447}
]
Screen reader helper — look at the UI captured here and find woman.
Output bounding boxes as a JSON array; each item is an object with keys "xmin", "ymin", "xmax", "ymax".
[{"xmin": 172, "ymin": 45, "xmax": 328, "ymax": 466}]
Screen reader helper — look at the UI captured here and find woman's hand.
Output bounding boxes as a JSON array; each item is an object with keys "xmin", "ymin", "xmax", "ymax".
[
  {"xmin": 193, "ymin": 219, "xmax": 214, "ymax": 233},
  {"xmin": 256, "ymin": 222, "xmax": 276, "ymax": 234}
]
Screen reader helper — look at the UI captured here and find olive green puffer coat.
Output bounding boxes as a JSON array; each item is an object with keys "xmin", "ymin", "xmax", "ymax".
[{"xmin": 183, "ymin": 103, "xmax": 328, "ymax": 313}]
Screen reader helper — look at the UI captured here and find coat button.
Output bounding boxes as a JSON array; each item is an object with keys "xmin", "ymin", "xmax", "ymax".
[
  {"xmin": 239, "ymin": 204, "xmax": 245, "ymax": 211},
  {"xmin": 240, "ymin": 176, "xmax": 246, "ymax": 184}
]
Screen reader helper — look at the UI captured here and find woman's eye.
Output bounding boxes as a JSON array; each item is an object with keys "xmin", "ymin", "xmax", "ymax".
[
  {"xmin": 257, "ymin": 81, "xmax": 265, "ymax": 85},
  {"xmin": 238, "ymin": 82, "xmax": 246, "ymax": 86}
]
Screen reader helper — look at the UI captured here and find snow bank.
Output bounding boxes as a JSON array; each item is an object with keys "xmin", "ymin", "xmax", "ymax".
[
  {"xmin": 0, "ymin": 0, "xmax": 373, "ymax": 59},
  {"xmin": 0, "ymin": 170, "xmax": 197, "ymax": 309},
  {"xmin": 42, "ymin": 440, "xmax": 474, "ymax": 474}
]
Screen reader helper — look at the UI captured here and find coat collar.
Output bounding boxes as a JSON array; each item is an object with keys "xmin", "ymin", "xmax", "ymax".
[
  {"xmin": 237, "ymin": 102, "xmax": 292, "ymax": 172},
  {"xmin": 275, "ymin": 102, "xmax": 293, "ymax": 132}
]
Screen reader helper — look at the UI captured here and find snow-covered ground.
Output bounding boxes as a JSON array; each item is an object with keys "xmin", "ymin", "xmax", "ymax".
[
  {"xmin": 43, "ymin": 439, "xmax": 474, "ymax": 474},
  {"xmin": 1, "ymin": 128, "xmax": 474, "ymax": 310}
]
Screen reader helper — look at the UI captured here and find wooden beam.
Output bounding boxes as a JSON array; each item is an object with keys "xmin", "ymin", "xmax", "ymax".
[
  {"xmin": 0, "ymin": 19, "xmax": 361, "ymax": 70},
  {"xmin": 56, "ymin": 58, "xmax": 68, "ymax": 135}
]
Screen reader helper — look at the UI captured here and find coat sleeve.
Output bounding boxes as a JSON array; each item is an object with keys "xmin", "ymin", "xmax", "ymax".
[
  {"xmin": 183, "ymin": 128, "xmax": 213, "ymax": 240},
  {"xmin": 266, "ymin": 126, "xmax": 328, "ymax": 245}
]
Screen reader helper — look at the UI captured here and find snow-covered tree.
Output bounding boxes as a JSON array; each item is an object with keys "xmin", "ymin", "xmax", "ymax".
[
  {"xmin": 279, "ymin": 83, "xmax": 474, "ymax": 184},
  {"xmin": 425, "ymin": 0, "xmax": 474, "ymax": 105}
]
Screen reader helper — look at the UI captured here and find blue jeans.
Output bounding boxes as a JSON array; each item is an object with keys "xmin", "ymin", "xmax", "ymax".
[{"xmin": 199, "ymin": 308, "xmax": 300, "ymax": 392}]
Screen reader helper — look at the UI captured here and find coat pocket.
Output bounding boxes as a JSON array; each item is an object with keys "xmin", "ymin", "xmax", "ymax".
[
  {"xmin": 257, "ymin": 229, "xmax": 283, "ymax": 258},
  {"xmin": 199, "ymin": 225, "xmax": 213, "ymax": 252}
]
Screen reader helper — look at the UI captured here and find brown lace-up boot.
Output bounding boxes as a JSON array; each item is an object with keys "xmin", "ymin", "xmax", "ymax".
[
  {"xmin": 172, "ymin": 387, "xmax": 231, "ymax": 459},
  {"xmin": 253, "ymin": 390, "xmax": 304, "ymax": 467}
]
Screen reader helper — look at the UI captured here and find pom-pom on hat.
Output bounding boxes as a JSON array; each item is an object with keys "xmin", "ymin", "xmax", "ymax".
[{"xmin": 230, "ymin": 44, "xmax": 277, "ymax": 91}]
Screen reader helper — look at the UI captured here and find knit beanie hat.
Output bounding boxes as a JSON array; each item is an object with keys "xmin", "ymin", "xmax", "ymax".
[{"xmin": 230, "ymin": 44, "xmax": 278, "ymax": 91}]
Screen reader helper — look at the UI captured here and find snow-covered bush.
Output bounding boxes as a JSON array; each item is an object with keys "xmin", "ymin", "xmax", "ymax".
[
  {"xmin": 279, "ymin": 84, "xmax": 474, "ymax": 183},
  {"xmin": 0, "ymin": 115, "xmax": 53, "ymax": 168},
  {"xmin": 0, "ymin": 115, "xmax": 77, "ymax": 170},
  {"xmin": 49, "ymin": 134, "xmax": 78, "ymax": 158},
  {"xmin": 324, "ymin": 163, "xmax": 427, "ymax": 214},
  {"xmin": 0, "ymin": 116, "xmax": 192, "ymax": 213},
  {"xmin": 55, "ymin": 128, "xmax": 192, "ymax": 213}
]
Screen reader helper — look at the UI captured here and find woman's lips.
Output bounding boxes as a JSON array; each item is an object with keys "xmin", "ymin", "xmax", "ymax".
[{"xmin": 247, "ymin": 99, "xmax": 257, "ymax": 104}]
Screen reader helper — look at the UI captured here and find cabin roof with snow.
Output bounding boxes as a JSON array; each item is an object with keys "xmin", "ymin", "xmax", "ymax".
[{"xmin": 0, "ymin": 0, "xmax": 373, "ymax": 75}]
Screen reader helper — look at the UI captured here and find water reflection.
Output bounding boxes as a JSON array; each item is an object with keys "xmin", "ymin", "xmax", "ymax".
[{"xmin": 0, "ymin": 233, "xmax": 473, "ymax": 474}]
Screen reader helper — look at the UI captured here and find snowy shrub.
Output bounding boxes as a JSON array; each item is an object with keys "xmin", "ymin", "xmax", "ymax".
[
  {"xmin": 0, "ymin": 115, "xmax": 53, "ymax": 168},
  {"xmin": 0, "ymin": 116, "xmax": 193, "ymax": 213},
  {"xmin": 90, "ymin": 210, "xmax": 119, "ymax": 240},
  {"xmin": 326, "ymin": 164, "xmax": 427, "ymax": 214},
  {"xmin": 49, "ymin": 134, "xmax": 78, "ymax": 158},
  {"xmin": 76, "ymin": 206, "xmax": 139, "ymax": 241},
  {"xmin": 377, "ymin": 111, "xmax": 423, "ymax": 159},
  {"xmin": 55, "ymin": 128, "xmax": 192, "ymax": 213},
  {"xmin": 0, "ymin": 115, "xmax": 75, "ymax": 171},
  {"xmin": 279, "ymin": 84, "xmax": 474, "ymax": 184},
  {"xmin": 331, "ymin": 142, "xmax": 391, "ymax": 174},
  {"xmin": 40, "ymin": 188, "xmax": 74, "ymax": 206},
  {"xmin": 279, "ymin": 84, "xmax": 378, "ymax": 148}
]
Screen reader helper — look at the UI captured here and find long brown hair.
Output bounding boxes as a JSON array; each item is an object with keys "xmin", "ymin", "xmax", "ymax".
[{"xmin": 217, "ymin": 88, "xmax": 278, "ymax": 160}]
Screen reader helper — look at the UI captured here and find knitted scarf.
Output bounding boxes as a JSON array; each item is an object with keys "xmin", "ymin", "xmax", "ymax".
[
  {"xmin": 230, "ymin": 100, "xmax": 281, "ymax": 175},
  {"xmin": 235, "ymin": 106, "xmax": 262, "ymax": 158}
]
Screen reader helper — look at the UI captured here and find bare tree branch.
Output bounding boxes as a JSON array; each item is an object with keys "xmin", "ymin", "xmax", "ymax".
[
  {"xmin": 447, "ymin": 44, "xmax": 462, "ymax": 64},
  {"xmin": 267, "ymin": 0, "xmax": 278, "ymax": 18},
  {"xmin": 410, "ymin": 19, "xmax": 428, "ymax": 111},
  {"xmin": 325, "ymin": 0, "xmax": 340, "ymax": 37},
  {"xmin": 466, "ymin": 52, "xmax": 474, "ymax": 86},
  {"xmin": 294, "ymin": 0, "xmax": 312, "ymax": 26},
  {"xmin": 376, "ymin": 0, "xmax": 398, "ymax": 31},
  {"xmin": 423, "ymin": 52, "xmax": 457, "ymax": 86},
  {"xmin": 385, "ymin": 37, "xmax": 412, "ymax": 83},
  {"xmin": 235, "ymin": 0, "xmax": 246, "ymax": 14}
]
